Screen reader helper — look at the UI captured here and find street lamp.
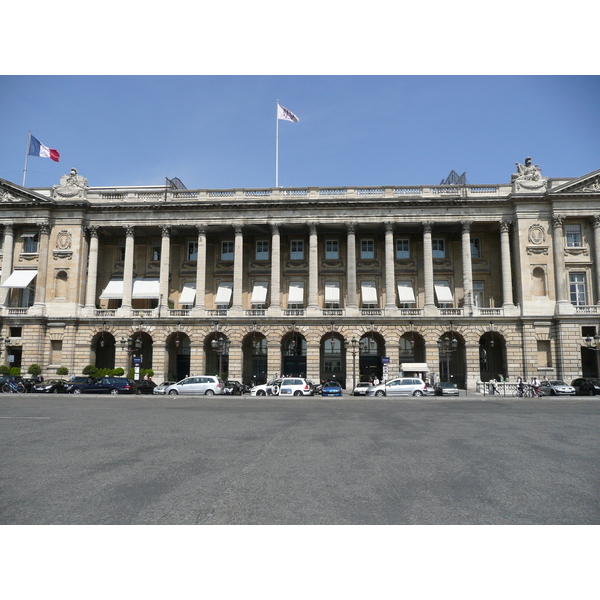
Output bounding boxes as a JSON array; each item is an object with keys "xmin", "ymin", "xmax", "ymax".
[
  {"xmin": 584, "ymin": 333, "xmax": 600, "ymax": 377},
  {"xmin": 437, "ymin": 335, "xmax": 458, "ymax": 383},
  {"xmin": 344, "ymin": 337, "xmax": 358, "ymax": 391},
  {"xmin": 211, "ymin": 336, "xmax": 231, "ymax": 380}
]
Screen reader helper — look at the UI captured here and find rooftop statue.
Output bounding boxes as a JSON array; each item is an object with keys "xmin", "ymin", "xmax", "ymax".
[
  {"xmin": 512, "ymin": 156, "xmax": 547, "ymax": 191},
  {"xmin": 53, "ymin": 168, "xmax": 88, "ymax": 199}
]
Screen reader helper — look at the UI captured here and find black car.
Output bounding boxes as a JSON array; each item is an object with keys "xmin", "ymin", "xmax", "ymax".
[
  {"xmin": 67, "ymin": 377, "xmax": 136, "ymax": 395},
  {"xmin": 135, "ymin": 379, "xmax": 157, "ymax": 394},
  {"xmin": 32, "ymin": 379, "xmax": 69, "ymax": 393},
  {"xmin": 224, "ymin": 380, "xmax": 249, "ymax": 395},
  {"xmin": 570, "ymin": 378, "xmax": 600, "ymax": 396}
]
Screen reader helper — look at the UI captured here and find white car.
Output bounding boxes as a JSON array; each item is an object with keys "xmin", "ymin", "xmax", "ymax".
[
  {"xmin": 367, "ymin": 377, "xmax": 428, "ymax": 397},
  {"xmin": 251, "ymin": 377, "xmax": 313, "ymax": 397},
  {"xmin": 353, "ymin": 382, "xmax": 372, "ymax": 396},
  {"xmin": 165, "ymin": 376, "xmax": 225, "ymax": 396}
]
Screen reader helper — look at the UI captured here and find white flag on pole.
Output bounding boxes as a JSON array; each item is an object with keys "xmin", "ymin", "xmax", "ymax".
[{"xmin": 277, "ymin": 104, "xmax": 299, "ymax": 123}]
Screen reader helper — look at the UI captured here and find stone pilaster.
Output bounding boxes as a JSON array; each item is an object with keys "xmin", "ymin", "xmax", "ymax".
[
  {"xmin": 84, "ymin": 226, "xmax": 99, "ymax": 309},
  {"xmin": 159, "ymin": 225, "xmax": 171, "ymax": 311},
  {"xmin": 500, "ymin": 221, "xmax": 515, "ymax": 307},
  {"xmin": 461, "ymin": 221, "xmax": 473, "ymax": 311},
  {"xmin": 385, "ymin": 222, "xmax": 396, "ymax": 310},
  {"xmin": 0, "ymin": 224, "xmax": 14, "ymax": 305}
]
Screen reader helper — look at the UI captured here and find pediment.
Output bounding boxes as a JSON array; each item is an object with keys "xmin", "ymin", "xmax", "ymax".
[
  {"xmin": 548, "ymin": 169, "xmax": 600, "ymax": 195},
  {"xmin": 0, "ymin": 178, "xmax": 53, "ymax": 204}
]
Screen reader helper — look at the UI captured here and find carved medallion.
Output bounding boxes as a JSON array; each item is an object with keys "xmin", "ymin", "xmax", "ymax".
[{"xmin": 528, "ymin": 225, "xmax": 545, "ymax": 245}]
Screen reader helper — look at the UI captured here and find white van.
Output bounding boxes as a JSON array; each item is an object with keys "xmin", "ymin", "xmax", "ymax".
[
  {"xmin": 165, "ymin": 376, "xmax": 225, "ymax": 395},
  {"xmin": 367, "ymin": 377, "xmax": 427, "ymax": 397}
]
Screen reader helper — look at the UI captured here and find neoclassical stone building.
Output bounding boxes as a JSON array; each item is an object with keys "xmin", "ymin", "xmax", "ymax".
[{"xmin": 1, "ymin": 159, "xmax": 600, "ymax": 389}]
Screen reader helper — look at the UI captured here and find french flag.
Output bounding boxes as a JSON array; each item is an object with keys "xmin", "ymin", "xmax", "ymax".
[{"xmin": 28, "ymin": 134, "xmax": 60, "ymax": 162}]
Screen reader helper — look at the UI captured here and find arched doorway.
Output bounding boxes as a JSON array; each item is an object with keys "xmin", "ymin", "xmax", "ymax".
[
  {"xmin": 320, "ymin": 333, "xmax": 345, "ymax": 386},
  {"xmin": 243, "ymin": 332, "xmax": 268, "ymax": 386},
  {"xmin": 131, "ymin": 330, "xmax": 153, "ymax": 372},
  {"xmin": 93, "ymin": 330, "xmax": 116, "ymax": 369},
  {"xmin": 399, "ymin": 330, "xmax": 427, "ymax": 380},
  {"xmin": 437, "ymin": 331, "xmax": 465, "ymax": 388},
  {"xmin": 205, "ymin": 333, "xmax": 231, "ymax": 379},
  {"xmin": 359, "ymin": 331, "xmax": 385, "ymax": 382},
  {"xmin": 281, "ymin": 331, "xmax": 307, "ymax": 377},
  {"xmin": 167, "ymin": 330, "xmax": 190, "ymax": 382},
  {"xmin": 479, "ymin": 331, "xmax": 507, "ymax": 382}
]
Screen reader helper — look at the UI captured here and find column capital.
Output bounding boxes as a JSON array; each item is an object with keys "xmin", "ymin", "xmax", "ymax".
[
  {"xmin": 270, "ymin": 222, "xmax": 280, "ymax": 235},
  {"xmin": 37, "ymin": 222, "xmax": 51, "ymax": 235},
  {"xmin": 160, "ymin": 224, "xmax": 171, "ymax": 237},
  {"xmin": 499, "ymin": 220, "xmax": 512, "ymax": 234},
  {"xmin": 385, "ymin": 221, "xmax": 395, "ymax": 233},
  {"xmin": 233, "ymin": 224, "xmax": 243, "ymax": 235},
  {"xmin": 308, "ymin": 222, "xmax": 318, "ymax": 234},
  {"xmin": 460, "ymin": 220, "xmax": 472, "ymax": 231},
  {"xmin": 86, "ymin": 225, "xmax": 99, "ymax": 238},
  {"xmin": 551, "ymin": 214, "xmax": 565, "ymax": 229},
  {"xmin": 124, "ymin": 225, "xmax": 135, "ymax": 237},
  {"xmin": 196, "ymin": 223, "xmax": 207, "ymax": 235},
  {"xmin": 590, "ymin": 215, "xmax": 600, "ymax": 228},
  {"xmin": 2, "ymin": 223, "xmax": 14, "ymax": 234},
  {"xmin": 345, "ymin": 222, "xmax": 357, "ymax": 233},
  {"xmin": 422, "ymin": 221, "xmax": 434, "ymax": 233}
]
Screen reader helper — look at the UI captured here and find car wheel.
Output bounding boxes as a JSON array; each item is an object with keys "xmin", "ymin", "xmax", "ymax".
[
  {"xmin": 53, "ymin": 388, "xmax": 59, "ymax": 394},
  {"xmin": 375, "ymin": 390, "xmax": 385, "ymax": 397},
  {"xmin": 205, "ymin": 389, "xmax": 214, "ymax": 396},
  {"xmin": 413, "ymin": 390, "xmax": 423, "ymax": 397},
  {"xmin": 294, "ymin": 391, "xmax": 302, "ymax": 396},
  {"xmin": 110, "ymin": 388, "xmax": 119, "ymax": 395},
  {"xmin": 169, "ymin": 389, "xmax": 179, "ymax": 395},
  {"xmin": 73, "ymin": 388, "xmax": 82, "ymax": 394},
  {"xmin": 589, "ymin": 389, "xmax": 595, "ymax": 396},
  {"xmin": 257, "ymin": 390, "xmax": 266, "ymax": 396}
]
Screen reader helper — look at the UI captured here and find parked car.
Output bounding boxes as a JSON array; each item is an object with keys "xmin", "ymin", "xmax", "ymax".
[
  {"xmin": 538, "ymin": 379, "xmax": 575, "ymax": 396},
  {"xmin": 165, "ymin": 376, "xmax": 225, "ymax": 396},
  {"xmin": 67, "ymin": 377, "xmax": 136, "ymax": 395},
  {"xmin": 251, "ymin": 378, "xmax": 282, "ymax": 396},
  {"xmin": 570, "ymin": 378, "xmax": 600, "ymax": 396},
  {"xmin": 153, "ymin": 381, "xmax": 176, "ymax": 394},
  {"xmin": 135, "ymin": 379, "xmax": 157, "ymax": 394},
  {"xmin": 434, "ymin": 381, "xmax": 460, "ymax": 396},
  {"xmin": 32, "ymin": 379, "xmax": 69, "ymax": 393},
  {"xmin": 321, "ymin": 381, "xmax": 343, "ymax": 397},
  {"xmin": 224, "ymin": 380, "xmax": 249, "ymax": 395},
  {"xmin": 424, "ymin": 384, "xmax": 435, "ymax": 396},
  {"xmin": 367, "ymin": 377, "xmax": 428, "ymax": 397},
  {"xmin": 277, "ymin": 377, "xmax": 314, "ymax": 397},
  {"xmin": 353, "ymin": 382, "xmax": 372, "ymax": 396}
]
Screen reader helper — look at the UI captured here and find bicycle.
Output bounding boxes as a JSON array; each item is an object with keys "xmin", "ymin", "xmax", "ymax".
[
  {"xmin": 513, "ymin": 385, "xmax": 541, "ymax": 398},
  {"xmin": 2, "ymin": 380, "xmax": 27, "ymax": 394}
]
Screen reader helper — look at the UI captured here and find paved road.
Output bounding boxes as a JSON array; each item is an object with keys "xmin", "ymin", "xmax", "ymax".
[{"xmin": 1, "ymin": 393, "xmax": 598, "ymax": 524}]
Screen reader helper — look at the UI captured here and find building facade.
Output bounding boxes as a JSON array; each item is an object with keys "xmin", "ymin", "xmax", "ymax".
[{"xmin": 1, "ymin": 159, "xmax": 600, "ymax": 389}]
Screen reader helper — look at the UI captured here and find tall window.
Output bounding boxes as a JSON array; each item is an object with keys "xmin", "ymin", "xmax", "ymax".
[
  {"xmin": 432, "ymin": 239, "xmax": 445, "ymax": 258},
  {"xmin": 256, "ymin": 240, "xmax": 269, "ymax": 260},
  {"xmin": 290, "ymin": 240, "xmax": 304, "ymax": 260},
  {"xmin": 187, "ymin": 241, "xmax": 198, "ymax": 261},
  {"xmin": 471, "ymin": 238, "xmax": 482, "ymax": 258},
  {"xmin": 569, "ymin": 272, "xmax": 586, "ymax": 306},
  {"xmin": 396, "ymin": 239, "xmax": 410, "ymax": 259},
  {"xmin": 473, "ymin": 281, "xmax": 485, "ymax": 307},
  {"xmin": 537, "ymin": 340, "xmax": 552, "ymax": 368},
  {"xmin": 361, "ymin": 239, "xmax": 374, "ymax": 259},
  {"xmin": 325, "ymin": 239, "xmax": 339, "ymax": 259},
  {"xmin": 151, "ymin": 241, "xmax": 161, "ymax": 261},
  {"xmin": 22, "ymin": 232, "xmax": 39, "ymax": 253},
  {"xmin": 565, "ymin": 224, "xmax": 582, "ymax": 247},
  {"xmin": 221, "ymin": 240, "xmax": 234, "ymax": 260}
]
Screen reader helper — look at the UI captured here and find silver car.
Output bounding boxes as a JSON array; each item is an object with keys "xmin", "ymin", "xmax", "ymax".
[
  {"xmin": 165, "ymin": 376, "xmax": 225, "ymax": 396},
  {"xmin": 367, "ymin": 377, "xmax": 428, "ymax": 397},
  {"xmin": 539, "ymin": 380, "xmax": 575, "ymax": 396}
]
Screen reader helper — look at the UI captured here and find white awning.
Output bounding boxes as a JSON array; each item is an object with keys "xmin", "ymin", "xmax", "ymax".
[
  {"xmin": 361, "ymin": 281, "xmax": 378, "ymax": 304},
  {"xmin": 1, "ymin": 270, "xmax": 37, "ymax": 288},
  {"xmin": 288, "ymin": 281, "xmax": 304, "ymax": 303},
  {"xmin": 397, "ymin": 281, "xmax": 415, "ymax": 303},
  {"xmin": 434, "ymin": 281, "xmax": 454, "ymax": 303},
  {"xmin": 215, "ymin": 282, "xmax": 233, "ymax": 304},
  {"xmin": 99, "ymin": 279, "xmax": 124, "ymax": 299},
  {"xmin": 132, "ymin": 278, "xmax": 160, "ymax": 299},
  {"xmin": 251, "ymin": 281, "xmax": 269, "ymax": 304},
  {"xmin": 179, "ymin": 283, "xmax": 196, "ymax": 305},
  {"xmin": 324, "ymin": 281, "xmax": 340, "ymax": 302}
]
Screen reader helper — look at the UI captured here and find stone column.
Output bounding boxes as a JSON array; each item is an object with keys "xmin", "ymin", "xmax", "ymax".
[
  {"xmin": 0, "ymin": 224, "xmax": 14, "ymax": 305},
  {"xmin": 385, "ymin": 222, "xmax": 396, "ymax": 310},
  {"xmin": 194, "ymin": 224, "xmax": 207, "ymax": 311},
  {"xmin": 232, "ymin": 224, "xmax": 244, "ymax": 310},
  {"xmin": 551, "ymin": 215, "xmax": 569, "ymax": 306},
  {"xmin": 346, "ymin": 222, "xmax": 358, "ymax": 310},
  {"xmin": 422, "ymin": 221, "xmax": 435, "ymax": 311},
  {"xmin": 592, "ymin": 215, "xmax": 600, "ymax": 305},
  {"xmin": 84, "ymin": 226, "xmax": 99, "ymax": 308},
  {"xmin": 500, "ymin": 221, "xmax": 515, "ymax": 307},
  {"xmin": 270, "ymin": 223, "xmax": 281, "ymax": 310},
  {"xmin": 159, "ymin": 225, "xmax": 171, "ymax": 311},
  {"xmin": 461, "ymin": 220, "xmax": 473, "ymax": 312},
  {"xmin": 33, "ymin": 222, "xmax": 51, "ymax": 307},
  {"xmin": 122, "ymin": 225, "xmax": 135, "ymax": 310},
  {"xmin": 308, "ymin": 222, "xmax": 319, "ymax": 311}
]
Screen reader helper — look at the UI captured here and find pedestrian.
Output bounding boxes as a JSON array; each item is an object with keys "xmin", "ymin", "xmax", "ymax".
[
  {"xmin": 531, "ymin": 376, "xmax": 541, "ymax": 396},
  {"xmin": 489, "ymin": 377, "xmax": 497, "ymax": 395},
  {"xmin": 517, "ymin": 376, "xmax": 524, "ymax": 397},
  {"xmin": 373, "ymin": 376, "xmax": 379, "ymax": 386}
]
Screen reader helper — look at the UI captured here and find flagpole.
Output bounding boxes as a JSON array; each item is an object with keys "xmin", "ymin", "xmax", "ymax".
[
  {"xmin": 275, "ymin": 100, "xmax": 279, "ymax": 188},
  {"xmin": 23, "ymin": 131, "xmax": 31, "ymax": 187}
]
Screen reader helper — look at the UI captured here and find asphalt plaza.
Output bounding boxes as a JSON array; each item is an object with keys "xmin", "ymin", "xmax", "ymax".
[{"xmin": 1, "ymin": 392, "xmax": 599, "ymax": 525}]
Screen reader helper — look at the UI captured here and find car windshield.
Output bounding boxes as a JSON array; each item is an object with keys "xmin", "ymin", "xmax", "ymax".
[{"xmin": 550, "ymin": 381, "xmax": 566, "ymax": 385}]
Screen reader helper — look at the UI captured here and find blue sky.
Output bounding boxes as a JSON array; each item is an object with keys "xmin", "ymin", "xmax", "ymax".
[{"xmin": 2, "ymin": 75, "xmax": 599, "ymax": 190}]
